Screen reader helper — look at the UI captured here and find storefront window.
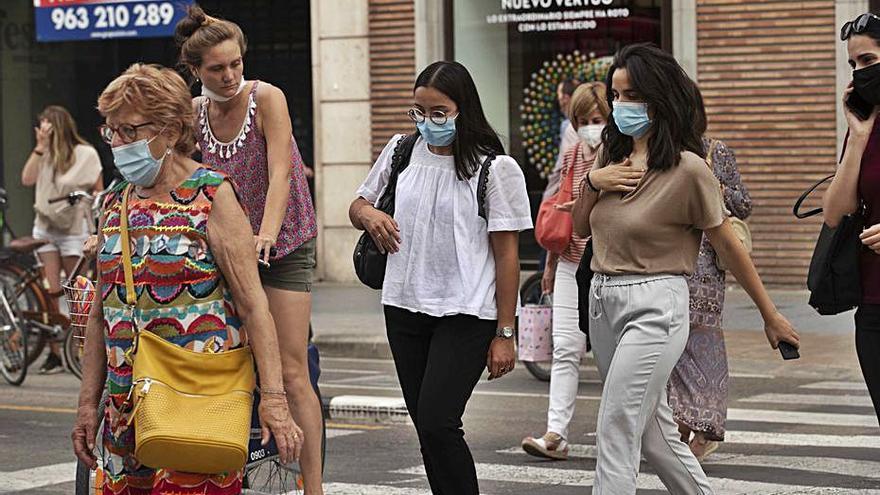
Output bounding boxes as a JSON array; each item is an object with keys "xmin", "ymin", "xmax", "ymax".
[{"xmin": 452, "ymin": 0, "xmax": 669, "ymax": 264}]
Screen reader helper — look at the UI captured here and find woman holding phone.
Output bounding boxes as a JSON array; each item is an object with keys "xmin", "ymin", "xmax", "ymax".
[{"xmin": 823, "ymin": 12, "xmax": 880, "ymax": 423}]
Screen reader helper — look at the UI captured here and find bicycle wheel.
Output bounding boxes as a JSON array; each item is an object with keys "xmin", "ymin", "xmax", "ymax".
[
  {"xmin": 0, "ymin": 280, "xmax": 26, "ymax": 385},
  {"xmin": 242, "ymin": 457, "xmax": 301, "ymax": 494},
  {"xmin": 0, "ymin": 264, "xmax": 47, "ymax": 367},
  {"xmin": 74, "ymin": 391, "xmax": 107, "ymax": 495},
  {"xmin": 63, "ymin": 327, "xmax": 83, "ymax": 380}
]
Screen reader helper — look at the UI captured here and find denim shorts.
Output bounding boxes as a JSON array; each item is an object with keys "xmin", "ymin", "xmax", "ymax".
[{"xmin": 258, "ymin": 237, "xmax": 316, "ymax": 292}]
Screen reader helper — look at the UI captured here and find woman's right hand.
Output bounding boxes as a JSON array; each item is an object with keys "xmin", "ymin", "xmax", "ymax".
[
  {"xmin": 258, "ymin": 394, "xmax": 304, "ymax": 465},
  {"xmin": 588, "ymin": 159, "xmax": 645, "ymax": 193},
  {"xmin": 71, "ymin": 404, "xmax": 100, "ymax": 470},
  {"xmin": 360, "ymin": 205, "xmax": 400, "ymax": 254},
  {"xmin": 33, "ymin": 121, "xmax": 51, "ymax": 154},
  {"xmin": 541, "ymin": 266, "xmax": 555, "ymax": 294},
  {"xmin": 844, "ymin": 83, "xmax": 879, "ymax": 138}
]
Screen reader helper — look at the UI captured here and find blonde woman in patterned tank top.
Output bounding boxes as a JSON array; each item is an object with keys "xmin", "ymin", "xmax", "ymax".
[
  {"xmin": 174, "ymin": 7, "xmax": 323, "ymax": 493},
  {"xmin": 522, "ymin": 82, "xmax": 610, "ymax": 461}
]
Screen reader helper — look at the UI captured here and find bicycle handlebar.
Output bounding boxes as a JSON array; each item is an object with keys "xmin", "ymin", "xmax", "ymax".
[{"xmin": 48, "ymin": 191, "xmax": 93, "ymax": 206}]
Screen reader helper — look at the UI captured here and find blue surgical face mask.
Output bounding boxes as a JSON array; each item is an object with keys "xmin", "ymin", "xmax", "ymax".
[
  {"xmin": 613, "ymin": 101, "xmax": 651, "ymax": 138},
  {"xmin": 111, "ymin": 135, "xmax": 169, "ymax": 187},
  {"xmin": 416, "ymin": 115, "xmax": 457, "ymax": 147}
]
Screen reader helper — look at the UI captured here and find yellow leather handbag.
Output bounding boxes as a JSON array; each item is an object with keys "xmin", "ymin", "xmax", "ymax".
[{"xmin": 119, "ymin": 185, "xmax": 255, "ymax": 474}]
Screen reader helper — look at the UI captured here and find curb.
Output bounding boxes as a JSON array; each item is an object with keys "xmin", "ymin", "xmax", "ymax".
[
  {"xmin": 313, "ymin": 338, "xmax": 392, "ymax": 359},
  {"xmin": 321, "ymin": 394, "xmax": 409, "ymax": 422}
]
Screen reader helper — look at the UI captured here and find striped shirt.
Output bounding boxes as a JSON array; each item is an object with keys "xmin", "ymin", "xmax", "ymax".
[{"xmin": 560, "ymin": 142, "xmax": 595, "ymax": 263}]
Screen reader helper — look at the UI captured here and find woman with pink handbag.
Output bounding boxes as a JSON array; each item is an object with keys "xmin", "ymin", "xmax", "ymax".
[{"xmin": 522, "ymin": 82, "xmax": 610, "ymax": 460}]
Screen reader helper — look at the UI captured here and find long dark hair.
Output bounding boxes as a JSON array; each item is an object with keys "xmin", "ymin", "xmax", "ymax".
[
  {"xmin": 600, "ymin": 43, "xmax": 705, "ymax": 171},
  {"xmin": 414, "ymin": 61, "xmax": 505, "ymax": 180}
]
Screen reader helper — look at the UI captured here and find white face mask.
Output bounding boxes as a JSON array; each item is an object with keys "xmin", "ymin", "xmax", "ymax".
[
  {"xmin": 578, "ymin": 124, "xmax": 604, "ymax": 149},
  {"xmin": 201, "ymin": 78, "xmax": 247, "ymax": 102}
]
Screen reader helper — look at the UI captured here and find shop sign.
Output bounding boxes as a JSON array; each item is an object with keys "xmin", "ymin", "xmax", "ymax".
[
  {"xmin": 33, "ymin": 0, "xmax": 193, "ymax": 42},
  {"xmin": 489, "ymin": 0, "xmax": 630, "ymax": 33}
]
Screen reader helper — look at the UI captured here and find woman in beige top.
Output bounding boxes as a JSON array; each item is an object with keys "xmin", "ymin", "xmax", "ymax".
[
  {"xmin": 571, "ymin": 44, "xmax": 800, "ymax": 494},
  {"xmin": 21, "ymin": 105, "xmax": 102, "ymax": 374}
]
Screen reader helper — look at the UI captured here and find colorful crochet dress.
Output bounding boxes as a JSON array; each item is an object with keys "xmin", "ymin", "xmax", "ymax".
[{"xmin": 98, "ymin": 168, "xmax": 245, "ymax": 494}]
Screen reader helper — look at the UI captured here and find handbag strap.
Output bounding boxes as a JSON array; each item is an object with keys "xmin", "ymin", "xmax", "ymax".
[
  {"xmin": 477, "ymin": 154, "xmax": 496, "ymax": 221},
  {"xmin": 793, "ymin": 174, "xmax": 835, "ymax": 219},
  {"xmin": 119, "ymin": 184, "xmax": 137, "ymax": 306},
  {"xmin": 377, "ymin": 134, "xmax": 419, "ymax": 216},
  {"xmin": 706, "ymin": 139, "xmax": 719, "ymax": 169}
]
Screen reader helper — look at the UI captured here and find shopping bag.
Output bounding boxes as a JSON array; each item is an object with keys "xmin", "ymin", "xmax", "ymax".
[{"xmin": 517, "ymin": 299, "xmax": 553, "ymax": 362}]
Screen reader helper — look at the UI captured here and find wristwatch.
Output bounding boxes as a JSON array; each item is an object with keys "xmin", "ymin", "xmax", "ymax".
[{"xmin": 496, "ymin": 326, "xmax": 514, "ymax": 339}]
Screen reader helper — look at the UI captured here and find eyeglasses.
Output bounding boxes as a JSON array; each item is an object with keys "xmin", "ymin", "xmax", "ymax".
[
  {"xmin": 841, "ymin": 13, "xmax": 880, "ymax": 41},
  {"xmin": 407, "ymin": 108, "xmax": 457, "ymax": 126},
  {"xmin": 99, "ymin": 122, "xmax": 154, "ymax": 144}
]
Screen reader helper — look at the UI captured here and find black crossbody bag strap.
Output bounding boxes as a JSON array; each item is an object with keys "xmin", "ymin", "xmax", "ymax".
[
  {"xmin": 476, "ymin": 154, "xmax": 496, "ymax": 221},
  {"xmin": 377, "ymin": 134, "xmax": 419, "ymax": 216}
]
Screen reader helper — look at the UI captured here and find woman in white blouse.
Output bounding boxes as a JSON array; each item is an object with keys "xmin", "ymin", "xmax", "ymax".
[{"xmin": 349, "ymin": 61, "xmax": 532, "ymax": 495}]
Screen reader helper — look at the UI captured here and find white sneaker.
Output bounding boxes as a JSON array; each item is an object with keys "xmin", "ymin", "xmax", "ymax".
[{"xmin": 521, "ymin": 432, "xmax": 569, "ymax": 460}]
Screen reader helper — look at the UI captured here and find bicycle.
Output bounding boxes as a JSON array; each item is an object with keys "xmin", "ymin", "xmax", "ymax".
[
  {"xmin": 517, "ymin": 270, "xmax": 552, "ymax": 382},
  {"xmin": 0, "ymin": 184, "xmax": 113, "ymax": 381},
  {"xmin": 0, "ymin": 258, "xmax": 27, "ymax": 385}
]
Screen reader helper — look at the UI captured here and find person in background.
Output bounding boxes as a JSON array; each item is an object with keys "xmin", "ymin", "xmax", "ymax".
[
  {"xmin": 175, "ymin": 6, "xmax": 323, "ymax": 492},
  {"xmin": 349, "ymin": 61, "xmax": 532, "ymax": 495},
  {"xmin": 521, "ymin": 82, "xmax": 609, "ymax": 460},
  {"xmin": 21, "ymin": 105, "xmax": 102, "ymax": 374},
  {"xmin": 824, "ymin": 12, "xmax": 880, "ymax": 424},
  {"xmin": 667, "ymin": 86, "xmax": 753, "ymax": 461},
  {"xmin": 571, "ymin": 43, "xmax": 799, "ymax": 493},
  {"xmin": 537, "ymin": 79, "xmax": 581, "ymax": 271}
]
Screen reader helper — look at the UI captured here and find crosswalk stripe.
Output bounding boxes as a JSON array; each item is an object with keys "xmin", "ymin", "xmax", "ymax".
[
  {"xmin": 0, "ymin": 462, "xmax": 77, "ymax": 493},
  {"xmin": 498, "ymin": 445, "xmax": 880, "ymax": 479},
  {"xmin": 394, "ymin": 463, "xmax": 859, "ymax": 494},
  {"xmin": 800, "ymin": 381, "xmax": 869, "ymax": 392},
  {"xmin": 325, "ymin": 428, "xmax": 364, "ymax": 439},
  {"xmin": 726, "ymin": 431, "xmax": 880, "ymax": 448},
  {"xmin": 741, "ymin": 393, "xmax": 874, "ymax": 407},
  {"xmin": 322, "ymin": 483, "xmax": 432, "ymax": 494},
  {"xmin": 727, "ymin": 408, "xmax": 878, "ymax": 427}
]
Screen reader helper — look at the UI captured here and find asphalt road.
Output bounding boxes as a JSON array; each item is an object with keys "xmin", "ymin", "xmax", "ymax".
[{"xmin": 1, "ymin": 331, "xmax": 879, "ymax": 494}]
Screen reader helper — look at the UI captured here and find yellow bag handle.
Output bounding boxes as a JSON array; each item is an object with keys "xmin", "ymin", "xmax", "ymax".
[{"xmin": 119, "ymin": 184, "xmax": 136, "ymax": 307}]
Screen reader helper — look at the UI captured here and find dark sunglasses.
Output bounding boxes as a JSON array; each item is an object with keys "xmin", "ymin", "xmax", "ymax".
[{"xmin": 841, "ymin": 13, "xmax": 880, "ymax": 41}]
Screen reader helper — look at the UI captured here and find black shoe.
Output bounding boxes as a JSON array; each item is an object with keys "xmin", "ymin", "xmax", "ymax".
[{"xmin": 38, "ymin": 353, "xmax": 64, "ymax": 375}]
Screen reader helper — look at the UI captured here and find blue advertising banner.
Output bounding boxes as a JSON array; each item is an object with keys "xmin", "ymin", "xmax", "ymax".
[{"xmin": 33, "ymin": 0, "xmax": 193, "ymax": 42}]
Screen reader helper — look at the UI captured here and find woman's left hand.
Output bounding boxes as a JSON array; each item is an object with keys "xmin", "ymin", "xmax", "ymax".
[
  {"xmin": 487, "ymin": 336, "xmax": 516, "ymax": 380},
  {"xmin": 254, "ymin": 234, "xmax": 276, "ymax": 264},
  {"xmin": 763, "ymin": 310, "xmax": 800, "ymax": 350},
  {"xmin": 860, "ymin": 224, "xmax": 880, "ymax": 254},
  {"xmin": 258, "ymin": 394, "xmax": 304, "ymax": 464},
  {"xmin": 553, "ymin": 200, "xmax": 577, "ymax": 212}
]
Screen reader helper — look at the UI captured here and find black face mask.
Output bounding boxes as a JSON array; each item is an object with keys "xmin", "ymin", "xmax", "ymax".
[{"xmin": 853, "ymin": 63, "xmax": 880, "ymax": 105}]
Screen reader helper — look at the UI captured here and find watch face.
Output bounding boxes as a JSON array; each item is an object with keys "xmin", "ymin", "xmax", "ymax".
[{"xmin": 501, "ymin": 327, "xmax": 514, "ymax": 338}]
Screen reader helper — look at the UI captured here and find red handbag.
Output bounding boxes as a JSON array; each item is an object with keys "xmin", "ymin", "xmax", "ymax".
[{"xmin": 535, "ymin": 161, "xmax": 574, "ymax": 254}]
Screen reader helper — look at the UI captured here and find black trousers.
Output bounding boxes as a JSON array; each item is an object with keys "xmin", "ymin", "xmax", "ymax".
[
  {"xmin": 384, "ymin": 305, "xmax": 496, "ymax": 495},
  {"xmin": 856, "ymin": 305, "xmax": 880, "ymax": 425}
]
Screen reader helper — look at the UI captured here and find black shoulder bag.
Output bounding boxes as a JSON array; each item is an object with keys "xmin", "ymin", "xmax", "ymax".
[
  {"xmin": 353, "ymin": 135, "xmax": 495, "ymax": 289},
  {"xmin": 575, "ymin": 239, "xmax": 593, "ymax": 343},
  {"xmin": 793, "ymin": 174, "xmax": 865, "ymax": 315}
]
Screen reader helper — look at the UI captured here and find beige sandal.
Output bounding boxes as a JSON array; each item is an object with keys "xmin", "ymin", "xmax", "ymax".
[{"xmin": 689, "ymin": 436, "xmax": 719, "ymax": 463}]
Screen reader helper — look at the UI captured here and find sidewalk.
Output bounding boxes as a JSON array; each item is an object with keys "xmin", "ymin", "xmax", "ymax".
[{"xmin": 311, "ymin": 281, "xmax": 857, "ymax": 361}]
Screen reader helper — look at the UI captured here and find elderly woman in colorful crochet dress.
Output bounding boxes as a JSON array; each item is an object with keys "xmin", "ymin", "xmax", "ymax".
[{"xmin": 71, "ymin": 63, "xmax": 301, "ymax": 495}]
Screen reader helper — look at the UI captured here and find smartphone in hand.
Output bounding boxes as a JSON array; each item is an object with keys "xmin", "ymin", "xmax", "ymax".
[
  {"xmin": 778, "ymin": 341, "xmax": 800, "ymax": 360},
  {"xmin": 846, "ymin": 90, "xmax": 874, "ymax": 121}
]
